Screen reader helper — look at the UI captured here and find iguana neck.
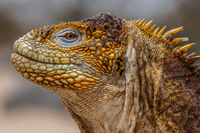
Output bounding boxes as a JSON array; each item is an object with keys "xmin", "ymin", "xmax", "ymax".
[{"xmin": 123, "ymin": 20, "xmax": 165, "ymax": 132}]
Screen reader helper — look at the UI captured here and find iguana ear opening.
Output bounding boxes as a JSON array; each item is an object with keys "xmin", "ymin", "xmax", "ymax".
[{"xmin": 115, "ymin": 58, "xmax": 125, "ymax": 77}]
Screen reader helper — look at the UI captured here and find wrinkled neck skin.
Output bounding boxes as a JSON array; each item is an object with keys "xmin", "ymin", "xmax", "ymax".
[{"xmin": 53, "ymin": 21, "xmax": 165, "ymax": 133}]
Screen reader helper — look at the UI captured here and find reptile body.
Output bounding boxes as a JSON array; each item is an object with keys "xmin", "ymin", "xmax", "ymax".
[{"xmin": 11, "ymin": 13, "xmax": 200, "ymax": 133}]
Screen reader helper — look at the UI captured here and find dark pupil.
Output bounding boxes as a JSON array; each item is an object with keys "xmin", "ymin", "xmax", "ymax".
[{"xmin": 67, "ymin": 33, "xmax": 75, "ymax": 39}]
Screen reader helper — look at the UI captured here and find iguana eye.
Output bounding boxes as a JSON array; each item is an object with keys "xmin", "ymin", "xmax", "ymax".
[
  {"xmin": 66, "ymin": 33, "xmax": 76, "ymax": 40},
  {"xmin": 58, "ymin": 30, "xmax": 79, "ymax": 43},
  {"xmin": 53, "ymin": 28, "xmax": 81, "ymax": 47}
]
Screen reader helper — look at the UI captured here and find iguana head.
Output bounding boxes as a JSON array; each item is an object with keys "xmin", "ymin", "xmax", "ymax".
[{"xmin": 11, "ymin": 13, "xmax": 126, "ymax": 92}]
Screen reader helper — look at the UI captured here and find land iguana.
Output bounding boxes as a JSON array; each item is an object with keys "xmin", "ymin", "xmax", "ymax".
[{"xmin": 11, "ymin": 13, "xmax": 200, "ymax": 133}]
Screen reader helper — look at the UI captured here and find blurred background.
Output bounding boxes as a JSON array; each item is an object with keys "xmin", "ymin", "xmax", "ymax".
[{"xmin": 0, "ymin": 0, "xmax": 200, "ymax": 133}]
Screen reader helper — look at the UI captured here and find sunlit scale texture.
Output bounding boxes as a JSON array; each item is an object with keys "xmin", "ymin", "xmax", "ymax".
[{"xmin": 11, "ymin": 13, "xmax": 126, "ymax": 91}]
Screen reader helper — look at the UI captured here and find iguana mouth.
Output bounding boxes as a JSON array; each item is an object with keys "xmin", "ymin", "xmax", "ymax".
[{"xmin": 12, "ymin": 52, "xmax": 44, "ymax": 64}]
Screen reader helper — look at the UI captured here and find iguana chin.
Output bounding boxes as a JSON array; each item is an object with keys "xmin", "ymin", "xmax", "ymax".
[{"xmin": 11, "ymin": 13, "xmax": 200, "ymax": 133}]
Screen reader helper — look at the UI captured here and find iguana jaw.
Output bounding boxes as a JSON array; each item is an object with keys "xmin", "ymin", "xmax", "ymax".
[{"xmin": 11, "ymin": 52, "xmax": 101, "ymax": 92}]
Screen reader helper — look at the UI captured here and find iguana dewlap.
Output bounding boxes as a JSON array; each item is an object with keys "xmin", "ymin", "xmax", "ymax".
[{"xmin": 11, "ymin": 13, "xmax": 200, "ymax": 133}]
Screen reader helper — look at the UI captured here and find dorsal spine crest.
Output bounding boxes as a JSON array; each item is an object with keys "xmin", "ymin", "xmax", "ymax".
[{"xmin": 134, "ymin": 19, "xmax": 200, "ymax": 68}]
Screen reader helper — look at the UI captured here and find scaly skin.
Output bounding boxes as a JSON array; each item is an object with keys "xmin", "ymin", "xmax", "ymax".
[{"xmin": 11, "ymin": 13, "xmax": 200, "ymax": 133}]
